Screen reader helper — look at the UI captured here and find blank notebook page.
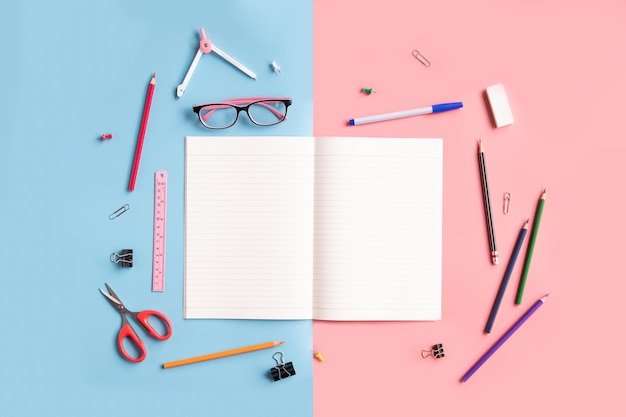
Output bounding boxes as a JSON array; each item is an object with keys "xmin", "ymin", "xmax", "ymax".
[
  {"xmin": 313, "ymin": 137, "xmax": 442, "ymax": 321},
  {"xmin": 184, "ymin": 136, "xmax": 314, "ymax": 319}
]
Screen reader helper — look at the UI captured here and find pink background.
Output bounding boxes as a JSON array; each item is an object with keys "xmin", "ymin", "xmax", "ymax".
[{"xmin": 313, "ymin": 1, "xmax": 626, "ymax": 416}]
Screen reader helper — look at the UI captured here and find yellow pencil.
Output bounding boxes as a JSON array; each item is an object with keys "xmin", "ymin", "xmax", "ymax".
[{"xmin": 163, "ymin": 341, "xmax": 284, "ymax": 369}]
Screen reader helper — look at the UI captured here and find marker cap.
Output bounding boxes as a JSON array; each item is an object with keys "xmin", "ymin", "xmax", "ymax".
[{"xmin": 432, "ymin": 102, "xmax": 463, "ymax": 113}]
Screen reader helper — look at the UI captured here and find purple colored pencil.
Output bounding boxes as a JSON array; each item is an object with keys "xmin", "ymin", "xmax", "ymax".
[{"xmin": 461, "ymin": 294, "xmax": 549, "ymax": 383}]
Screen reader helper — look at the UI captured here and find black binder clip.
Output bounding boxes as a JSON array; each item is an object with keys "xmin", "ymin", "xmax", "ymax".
[
  {"xmin": 110, "ymin": 249, "xmax": 133, "ymax": 268},
  {"xmin": 421, "ymin": 344, "xmax": 445, "ymax": 359},
  {"xmin": 270, "ymin": 352, "xmax": 296, "ymax": 381}
]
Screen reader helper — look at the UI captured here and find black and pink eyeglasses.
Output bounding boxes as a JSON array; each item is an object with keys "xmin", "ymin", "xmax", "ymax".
[{"xmin": 192, "ymin": 97, "xmax": 292, "ymax": 129}]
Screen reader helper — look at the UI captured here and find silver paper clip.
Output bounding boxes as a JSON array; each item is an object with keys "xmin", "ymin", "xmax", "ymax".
[
  {"xmin": 503, "ymin": 192, "xmax": 511, "ymax": 215},
  {"xmin": 109, "ymin": 204, "xmax": 130, "ymax": 220},
  {"xmin": 412, "ymin": 50, "xmax": 431, "ymax": 67}
]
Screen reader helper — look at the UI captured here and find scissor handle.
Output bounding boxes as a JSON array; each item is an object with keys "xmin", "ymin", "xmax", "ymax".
[
  {"xmin": 136, "ymin": 310, "xmax": 172, "ymax": 341},
  {"xmin": 117, "ymin": 323, "xmax": 147, "ymax": 363}
]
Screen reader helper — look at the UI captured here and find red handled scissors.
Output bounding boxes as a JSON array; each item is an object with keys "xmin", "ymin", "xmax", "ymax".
[{"xmin": 99, "ymin": 283, "xmax": 172, "ymax": 362}]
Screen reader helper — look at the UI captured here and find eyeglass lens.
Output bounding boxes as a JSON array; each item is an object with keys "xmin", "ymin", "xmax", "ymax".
[
  {"xmin": 199, "ymin": 100, "xmax": 287, "ymax": 128},
  {"xmin": 247, "ymin": 100, "xmax": 287, "ymax": 125}
]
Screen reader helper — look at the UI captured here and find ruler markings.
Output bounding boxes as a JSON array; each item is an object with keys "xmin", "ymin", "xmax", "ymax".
[{"xmin": 152, "ymin": 170, "xmax": 167, "ymax": 292}]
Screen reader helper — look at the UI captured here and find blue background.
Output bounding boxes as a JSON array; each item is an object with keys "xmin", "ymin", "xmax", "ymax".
[{"xmin": 0, "ymin": 1, "xmax": 313, "ymax": 416}]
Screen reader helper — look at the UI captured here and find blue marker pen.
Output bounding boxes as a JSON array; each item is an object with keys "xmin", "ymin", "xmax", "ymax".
[{"xmin": 349, "ymin": 102, "xmax": 463, "ymax": 126}]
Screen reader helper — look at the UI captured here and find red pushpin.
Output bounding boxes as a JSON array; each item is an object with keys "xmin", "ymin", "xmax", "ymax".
[{"xmin": 98, "ymin": 133, "xmax": 113, "ymax": 141}]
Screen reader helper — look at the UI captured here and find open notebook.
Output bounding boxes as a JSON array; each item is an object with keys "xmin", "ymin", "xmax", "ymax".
[{"xmin": 184, "ymin": 136, "xmax": 442, "ymax": 321}]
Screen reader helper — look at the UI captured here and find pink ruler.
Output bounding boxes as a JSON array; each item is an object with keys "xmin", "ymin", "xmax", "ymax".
[{"xmin": 152, "ymin": 170, "xmax": 167, "ymax": 291}]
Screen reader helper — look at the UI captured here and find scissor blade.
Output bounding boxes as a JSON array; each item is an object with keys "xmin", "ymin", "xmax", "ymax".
[
  {"xmin": 104, "ymin": 283, "xmax": 122, "ymax": 300},
  {"xmin": 99, "ymin": 287, "xmax": 122, "ymax": 307}
]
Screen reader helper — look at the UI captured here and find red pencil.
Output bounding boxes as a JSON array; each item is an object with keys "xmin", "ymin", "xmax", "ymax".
[{"xmin": 128, "ymin": 73, "xmax": 156, "ymax": 191}]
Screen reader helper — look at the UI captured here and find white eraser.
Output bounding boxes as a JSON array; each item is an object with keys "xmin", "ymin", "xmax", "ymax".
[{"xmin": 486, "ymin": 83, "xmax": 514, "ymax": 128}]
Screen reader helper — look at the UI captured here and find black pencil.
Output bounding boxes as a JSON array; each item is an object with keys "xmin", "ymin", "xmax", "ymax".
[{"xmin": 478, "ymin": 139, "xmax": 499, "ymax": 264}]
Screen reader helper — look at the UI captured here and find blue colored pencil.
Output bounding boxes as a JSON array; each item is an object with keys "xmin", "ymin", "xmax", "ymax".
[{"xmin": 484, "ymin": 218, "xmax": 529, "ymax": 334}]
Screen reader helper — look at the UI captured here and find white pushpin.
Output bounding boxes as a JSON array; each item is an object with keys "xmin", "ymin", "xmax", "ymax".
[
  {"xmin": 270, "ymin": 60, "xmax": 281, "ymax": 74},
  {"xmin": 177, "ymin": 28, "xmax": 256, "ymax": 98}
]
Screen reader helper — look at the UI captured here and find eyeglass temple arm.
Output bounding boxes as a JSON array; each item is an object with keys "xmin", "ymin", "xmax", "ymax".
[{"xmin": 199, "ymin": 104, "xmax": 233, "ymax": 122}]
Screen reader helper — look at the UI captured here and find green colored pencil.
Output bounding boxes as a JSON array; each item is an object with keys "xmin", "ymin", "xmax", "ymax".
[{"xmin": 515, "ymin": 188, "xmax": 546, "ymax": 304}]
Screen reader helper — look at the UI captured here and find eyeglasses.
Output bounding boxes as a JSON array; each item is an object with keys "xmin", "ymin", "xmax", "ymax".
[{"xmin": 192, "ymin": 97, "xmax": 292, "ymax": 129}]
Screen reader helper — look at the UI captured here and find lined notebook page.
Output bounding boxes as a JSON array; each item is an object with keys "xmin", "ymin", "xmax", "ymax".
[
  {"xmin": 312, "ymin": 137, "xmax": 442, "ymax": 321},
  {"xmin": 184, "ymin": 136, "xmax": 314, "ymax": 319}
]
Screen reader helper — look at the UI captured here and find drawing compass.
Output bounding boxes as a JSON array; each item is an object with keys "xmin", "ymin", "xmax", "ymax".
[{"xmin": 176, "ymin": 28, "xmax": 256, "ymax": 98}]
